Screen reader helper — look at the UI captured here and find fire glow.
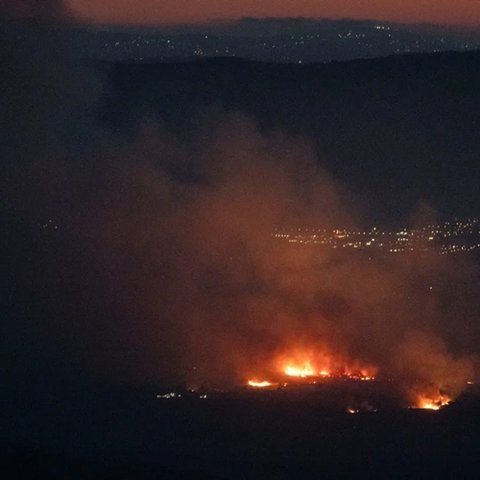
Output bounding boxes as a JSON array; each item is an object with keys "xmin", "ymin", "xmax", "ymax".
[
  {"xmin": 413, "ymin": 393, "xmax": 452, "ymax": 411},
  {"xmin": 248, "ymin": 380, "xmax": 276, "ymax": 388},
  {"xmin": 243, "ymin": 347, "xmax": 463, "ymax": 412},
  {"xmin": 278, "ymin": 349, "xmax": 377, "ymax": 382},
  {"xmin": 246, "ymin": 347, "xmax": 378, "ymax": 387},
  {"xmin": 285, "ymin": 362, "xmax": 316, "ymax": 378}
]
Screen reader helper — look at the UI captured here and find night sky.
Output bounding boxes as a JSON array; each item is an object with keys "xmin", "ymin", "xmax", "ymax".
[{"xmin": 66, "ymin": 0, "xmax": 480, "ymax": 26}]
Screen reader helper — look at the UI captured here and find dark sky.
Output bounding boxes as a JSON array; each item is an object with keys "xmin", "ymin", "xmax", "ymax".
[{"xmin": 67, "ymin": 0, "xmax": 480, "ymax": 26}]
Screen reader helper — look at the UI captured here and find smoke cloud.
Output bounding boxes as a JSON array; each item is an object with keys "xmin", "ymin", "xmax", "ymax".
[
  {"xmin": 71, "ymin": 117, "xmax": 479, "ymax": 400},
  {"xmin": 2, "ymin": 2, "xmax": 479, "ymax": 405}
]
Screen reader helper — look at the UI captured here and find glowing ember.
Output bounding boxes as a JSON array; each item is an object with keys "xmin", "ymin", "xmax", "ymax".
[
  {"xmin": 284, "ymin": 362, "xmax": 315, "ymax": 378},
  {"xmin": 248, "ymin": 380, "xmax": 275, "ymax": 388}
]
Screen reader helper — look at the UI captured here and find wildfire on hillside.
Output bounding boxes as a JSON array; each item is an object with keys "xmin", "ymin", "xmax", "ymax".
[
  {"xmin": 410, "ymin": 388, "xmax": 453, "ymax": 411},
  {"xmin": 246, "ymin": 346, "xmax": 378, "ymax": 391},
  {"xmin": 267, "ymin": 347, "xmax": 376, "ymax": 381},
  {"xmin": 244, "ymin": 345, "xmax": 469, "ymax": 411}
]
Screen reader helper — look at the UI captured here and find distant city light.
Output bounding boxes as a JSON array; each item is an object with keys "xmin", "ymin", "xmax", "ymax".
[{"xmin": 273, "ymin": 218, "xmax": 480, "ymax": 255}]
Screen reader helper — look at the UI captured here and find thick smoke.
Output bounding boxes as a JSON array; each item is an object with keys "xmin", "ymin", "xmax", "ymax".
[
  {"xmin": 2, "ymin": 2, "xmax": 479, "ymax": 404},
  {"xmin": 71, "ymin": 115, "xmax": 479, "ymax": 400}
]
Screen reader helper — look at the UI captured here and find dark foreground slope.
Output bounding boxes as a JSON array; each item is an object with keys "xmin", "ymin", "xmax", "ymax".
[
  {"xmin": 2, "ymin": 384, "xmax": 480, "ymax": 479},
  {"xmin": 103, "ymin": 51, "xmax": 480, "ymax": 223}
]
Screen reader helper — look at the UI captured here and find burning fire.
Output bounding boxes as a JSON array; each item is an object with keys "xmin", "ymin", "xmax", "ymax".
[
  {"xmin": 245, "ymin": 346, "xmax": 378, "ymax": 388},
  {"xmin": 285, "ymin": 362, "xmax": 316, "ymax": 378},
  {"xmin": 277, "ymin": 348, "xmax": 376, "ymax": 381},
  {"xmin": 239, "ymin": 340, "xmax": 474, "ymax": 415},
  {"xmin": 248, "ymin": 380, "xmax": 276, "ymax": 388},
  {"xmin": 413, "ymin": 392, "xmax": 452, "ymax": 411},
  {"xmin": 243, "ymin": 345, "xmax": 467, "ymax": 413}
]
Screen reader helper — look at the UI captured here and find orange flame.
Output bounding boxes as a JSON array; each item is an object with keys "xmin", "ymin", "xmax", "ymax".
[
  {"xmin": 284, "ymin": 362, "xmax": 316, "ymax": 378},
  {"xmin": 244, "ymin": 345, "xmax": 379, "ymax": 393},
  {"xmin": 276, "ymin": 347, "xmax": 377, "ymax": 381},
  {"xmin": 414, "ymin": 392, "xmax": 452, "ymax": 410},
  {"xmin": 248, "ymin": 380, "xmax": 276, "ymax": 388}
]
